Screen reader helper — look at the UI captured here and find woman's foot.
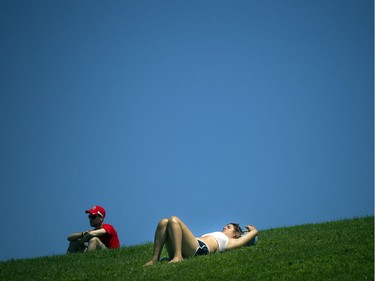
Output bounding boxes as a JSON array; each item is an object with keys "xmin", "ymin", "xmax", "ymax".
[
  {"xmin": 144, "ymin": 259, "xmax": 157, "ymax": 266},
  {"xmin": 168, "ymin": 257, "xmax": 184, "ymax": 263}
]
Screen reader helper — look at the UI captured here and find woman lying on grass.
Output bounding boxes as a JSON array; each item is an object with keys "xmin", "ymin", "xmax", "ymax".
[{"xmin": 144, "ymin": 216, "xmax": 258, "ymax": 265}]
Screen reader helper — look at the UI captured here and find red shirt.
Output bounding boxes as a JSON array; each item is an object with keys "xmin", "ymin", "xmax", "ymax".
[{"xmin": 99, "ymin": 224, "xmax": 120, "ymax": 249}]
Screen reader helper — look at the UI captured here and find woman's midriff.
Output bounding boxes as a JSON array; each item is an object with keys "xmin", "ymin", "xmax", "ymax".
[{"xmin": 198, "ymin": 235, "xmax": 219, "ymax": 253}]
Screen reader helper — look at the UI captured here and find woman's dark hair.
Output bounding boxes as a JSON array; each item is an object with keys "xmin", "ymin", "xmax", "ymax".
[{"xmin": 230, "ymin": 223, "xmax": 243, "ymax": 238}]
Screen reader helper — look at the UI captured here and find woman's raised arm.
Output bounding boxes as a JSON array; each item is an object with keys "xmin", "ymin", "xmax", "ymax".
[{"xmin": 226, "ymin": 224, "xmax": 258, "ymax": 250}]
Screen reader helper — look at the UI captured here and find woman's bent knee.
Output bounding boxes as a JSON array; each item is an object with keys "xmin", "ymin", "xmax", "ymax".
[
  {"xmin": 168, "ymin": 216, "xmax": 180, "ymax": 223},
  {"xmin": 158, "ymin": 218, "xmax": 169, "ymax": 228}
]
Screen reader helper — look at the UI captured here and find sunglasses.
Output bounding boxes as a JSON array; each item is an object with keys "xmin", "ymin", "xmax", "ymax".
[{"xmin": 88, "ymin": 215, "xmax": 100, "ymax": 220}]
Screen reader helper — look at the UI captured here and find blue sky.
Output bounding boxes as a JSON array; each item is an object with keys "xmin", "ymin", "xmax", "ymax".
[{"xmin": 0, "ymin": 0, "xmax": 373, "ymax": 261}]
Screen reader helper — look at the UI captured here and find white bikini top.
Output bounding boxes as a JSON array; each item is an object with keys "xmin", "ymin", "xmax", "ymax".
[{"xmin": 202, "ymin": 232, "xmax": 229, "ymax": 252}]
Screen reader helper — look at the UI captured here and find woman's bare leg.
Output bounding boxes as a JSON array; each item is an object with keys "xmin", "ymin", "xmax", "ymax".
[
  {"xmin": 165, "ymin": 237, "xmax": 174, "ymax": 259},
  {"xmin": 144, "ymin": 218, "xmax": 169, "ymax": 266},
  {"xmin": 145, "ymin": 216, "xmax": 199, "ymax": 265},
  {"xmin": 167, "ymin": 216, "xmax": 199, "ymax": 263}
]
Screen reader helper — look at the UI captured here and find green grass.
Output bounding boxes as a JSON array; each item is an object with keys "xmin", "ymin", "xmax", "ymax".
[{"xmin": 1, "ymin": 216, "xmax": 373, "ymax": 281}]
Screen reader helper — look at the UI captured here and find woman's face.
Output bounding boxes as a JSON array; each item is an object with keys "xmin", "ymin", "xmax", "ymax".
[{"xmin": 222, "ymin": 224, "xmax": 240, "ymax": 238}]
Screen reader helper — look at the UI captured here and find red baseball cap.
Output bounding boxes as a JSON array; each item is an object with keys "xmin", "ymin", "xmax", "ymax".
[{"xmin": 85, "ymin": 205, "xmax": 106, "ymax": 218}]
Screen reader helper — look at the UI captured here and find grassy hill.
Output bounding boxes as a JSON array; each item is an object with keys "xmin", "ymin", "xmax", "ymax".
[{"xmin": 0, "ymin": 216, "xmax": 373, "ymax": 281}]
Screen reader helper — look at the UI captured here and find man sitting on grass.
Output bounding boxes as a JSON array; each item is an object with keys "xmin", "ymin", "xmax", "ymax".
[{"xmin": 66, "ymin": 205, "xmax": 120, "ymax": 254}]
